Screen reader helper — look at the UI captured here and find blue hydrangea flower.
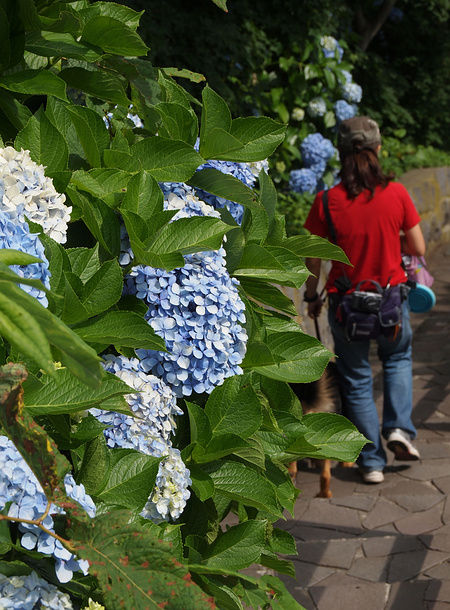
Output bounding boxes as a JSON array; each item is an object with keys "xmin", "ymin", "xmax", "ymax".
[
  {"xmin": 193, "ymin": 147, "xmax": 269, "ymax": 224},
  {"xmin": 307, "ymin": 97, "xmax": 327, "ymax": 118},
  {"xmin": 320, "ymin": 36, "xmax": 344, "ymax": 62},
  {"xmin": 0, "ymin": 209, "xmax": 50, "ymax": 307},
  {"xmin": 300, "ymin": 133, "xmax": 337, "ymax": 167},
  {"xmin": 0, "ymin": 436, "xmax": 95, "ymax": 584},
  {"xmin": 0, "ymin": 147, "xmax": 71, "ymax": 244},
  {"xmin": 334, "ymin": 100, "xmax": 358, "ymax": 122},
  {"xmin": 91, "ymin": 355, "xmax": 191, "ymax": 523},
  {"xmin": 289, "ymin": 168, "xmax": 318, "ymax": 194},
  {"xmin": 123, "ymin": 184, "xmax": 248, "ymax": 398},
  {"xmin": 339, "ymin": 72, "xmax": 363, "ymax": 104},
  {"xmin": 0, "ymin": 571, "xmax": 73, "ymax": 609}
]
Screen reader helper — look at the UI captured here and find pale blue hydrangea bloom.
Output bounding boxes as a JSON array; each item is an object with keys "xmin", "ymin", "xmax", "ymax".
[
  {"xmin": 320, "ymin": 36, "xmax": 344, "ymax": 62},
  {"xmin": 307, "ymin": 97, "xmax": 327, "ymax": 118},
  {"xmin": 0, "ymin": 571, "xmax": 73, "ymax": 609},
  {"xmin": 123, "ymin": 184, "xmax": 248, "ymax": 398},
  {"xmin": 0, "ymin": 436, "xmax": 95, "ymax": 584},
  {"xmin": 300, "ymin": 133, "xmax": 337, "ymax": 168},
  {"xmin": 92, "ymin": 355, "xmax": 191, "ymax": 523},
  {"xmin": 0, "ymin": 209, "xmax": 50, "ymax": 307},
  {"xmin": 339, "ymin": 71, "xmax": 363, "ymax": 104},
  {"xmin": 289, "ymin": 168, "xmax": 318, "ymax": 194},
  {"xmin": 334, "ymin": 100, "xmax": 358, "ymax": 122},
  {"xmin": 0, "ymin": 147, "xmax": 71, "ymax": 244}
]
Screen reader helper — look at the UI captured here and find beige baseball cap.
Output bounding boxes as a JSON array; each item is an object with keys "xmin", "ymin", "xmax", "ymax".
[{"xmin": 337, "ymin": 116, "xmax": 381, "ymax": 152}]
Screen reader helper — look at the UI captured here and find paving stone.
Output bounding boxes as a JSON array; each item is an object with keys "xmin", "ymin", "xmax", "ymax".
[
  {"xmin": 421, "ymin": 526, "xmax": 450, "ymax": 553},
  {"xmin": 309, "ymin": 580, "xmax": 388, "ymax": 610},
  {"xmin": 362, "ymin": 535, "xmax": 425, "ymax": 557},
  {"xmin": 382, "ymin": 481, "xmax": 444, "ymax": 512},
  {"xmin": 394, "ymin": 502, "xmax": 444, "ymax": 535},
  {"xmin": 287, "ymin": 559, "xmax": 336, "ymax": 588},
  {"xmin": 423, "ymin": 561, "xmax": 450, "ymax": 580},
  {"xmin": 289, "ymin": 524, "xmax": 359, "ymax": 542},
  {"xmin": 416, "ymin": 441, "xmax": 450, "ymax": 459},
  {"xmin": 295, "ymin": 539, "xmax": 361, "ymax": 569},
  {"xmin": 347, "ymin": 555, "xmax": 389, "ymax": 582},
  {"xmin": 386, "ymin": 581, "xmax": 430, "ymax": 610},
  {"xmin": 361, "ymin": 498, "xmax": 409, "ymax": 531},
  {"xmin": 388, "ymin": 549, "xmax": 450, "ymax": 582},
  {"xmin": 425, "ymin": 579, "xmax": 450, "ymax": 602},
  {"xmin": 397, "ymin": 459, "xmax": 450, "ymax": 481},
  {"xmin": 298, "ymin": 498, "xmax": 363, "ymax": 535},
  {"xmin": 331, "ymin": 494, "xmax": 377, "ymax": 512}
]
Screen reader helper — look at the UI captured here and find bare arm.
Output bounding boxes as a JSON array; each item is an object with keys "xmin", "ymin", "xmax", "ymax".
[{"xmin": 400, "ymin": 223, "xmax": 426, "ymax": 257}]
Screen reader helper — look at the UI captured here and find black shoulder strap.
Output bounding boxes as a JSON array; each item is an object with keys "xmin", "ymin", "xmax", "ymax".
[{"xmin": 322, "ymin": 190, "xmax": 337, "ymax": 244}]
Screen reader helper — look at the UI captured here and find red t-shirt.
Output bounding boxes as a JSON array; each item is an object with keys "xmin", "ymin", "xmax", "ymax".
[{"xmin": 303, "ymin": 181, "xmax": 421, "ymax": 293}]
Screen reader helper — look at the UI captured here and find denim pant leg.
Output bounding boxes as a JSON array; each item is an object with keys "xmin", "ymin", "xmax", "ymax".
[
  {"xmin": 377, "ymin": 300, "xmax": 416, "ymax": 440},
  {"xmin": 328, "ymin": 306, "xmax": 387, "ymax": 471}
]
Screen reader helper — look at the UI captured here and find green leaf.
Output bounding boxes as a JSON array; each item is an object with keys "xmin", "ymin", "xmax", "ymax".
[
  {"xmin": 203, "ymin": 520, "xmax": 267, "ymax": 571},
  {"xmin": 96, "ymin": 450, "xmax": 161, "ymax": 511},
  {"xmin": 204, "ymin": 376, "xmax": 262, "ymax": 439},
  {"xmin": 0, "ymin": 90, "xmax": 32, "ymax": 131},
  {"xmin": 0, "ymin": 249, "xmax": 43, "ymax": 267},
  {"xmin": 186, "ymin": 402, "xmax": 212, "ymax": 447},
  {"xmin": 243, "ymin": 331, "xmax": 333, "ymax": 383},
  {"xmin": 81, "ymin": 15, "xmax": 149, "ymax": 56},
  {"xmin": 259, "ymin": 551, "xmax": 296, "ymax": 578},
  {"xmin": 233, "ymin": 244, "xmax": 310, "ymax": 288},
  {"xmin": 25, "ymin": 31, "xmax": 102, "ymax": 61},
  {"xmin": 38, "ymin": 9, "xmax": 81, "ymax": 35},
  {"xmin": 60, "ymin": 67, "xmax": 130, "ymax": 107},
  {"xmin": 155, "ymin": 102, "xmax": 198, "ymax": 145},
  {"xmin": 239, "ymin": 278, "xmax": 298, "ymax": 316},
  {"xmin": 0, "ymin": 280, "xmax": 102, "ymax": 387},
  {"xmin": 281, "ymin": 234, "xmax": 351, "ymax": 265},
  {"xmin": 193, "ymin": 434, "xmax": 252, "ymax": 463},
  {"xmin": 15, "ymin": 106, "xmax": 68, "ymax": 172},
  {"xmin": 66, "ymin": 105, "xmax": 110, "ymax": 168},
  {"xmin": 228, "ymin": 117, "xmax": 286, "ymax": 162},
  {"xmin": 80, "ymin": 2, "xmax": 144, "ymax": 31},
  {"xmin": 241, "ymin": 206, "xmax": 269, "ymax": 245},
  {"xmin": 188, "ymin": 465, "xmax": 215, "ymax": 501},
  {"xmin": 22, "ymin": 368, "xmax": 132, "ymax": 416},
  {"xmin": 199, "ymin": 86, "xmax": 233, "ymax": 154},
  {"xmin": 188, "ymin": 168, "xmax": 261, "ymax": 212},
  {"xmin": 71, "ymin": 510, "xmax": 215, "ymax": 609},
  {"xmin": 120, "ymin": 171, "xmax": 163, "ymax": 221},
  {"xmin": 130, "ymin": 137, "xmax": 203, "ymax": 182},
  {"xmin": 260, "ymin": 575, "xmax": 307, "ymax": 609},
  {"xmin": 71, "ymin": 168, "xmax": 132, "ymax": 207},
  {"xmin": 203, "ymin": 460, "xmax": 282, "ymax": 517},
  {"xmin": 76, "ymin": 433, "xmax": 110, "ymax": 495},
  {"xmin": 71, "ymin": 310, "xmax": 166, "ymax": 351},
  {"xmin": 0, "ymin": 70, "xmax": 68, "ymax": 102},
  {"xmin": 288, "ymin": 413, "xmax": 368, "ymax": 462}
]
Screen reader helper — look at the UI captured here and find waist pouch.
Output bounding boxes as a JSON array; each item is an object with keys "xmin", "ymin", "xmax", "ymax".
[{"xmin": 335, "ymin": 280, "xmax": 409, "ymax": 342}]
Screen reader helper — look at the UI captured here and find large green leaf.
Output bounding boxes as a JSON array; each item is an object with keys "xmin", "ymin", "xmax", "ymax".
[
  {"xmin": 15, "ymin": 106, "xmax": 68, "ymax": 172},
  {"xmin": 239, "ymin": 278, "xmax": 298, "ymax": 316},
  {"xmin": 60, "ymin": 67, "xmax": 130, "ymax": 107},
  {"xmin": 70, "ymin": 310, "xmax": 166, "ymax": 351},
  {"xmin": 0, "ymin": 280, "xmax": 102, "ymax": 387},
  {"xmin": 79, "ymin": 2, "xmax": 144, "ymax": 31},
  {"xmin": 155, "ymin": 102, "xmax": 198, "ymax": 145},
  {"xmin": 22, "ymin": 368, "xmax": 131, "ymax": 416},
  {"xmin": 0, "ymin": 90, "xmax": 32, "ymax": 131},
  {"xmin": 130, "ymin": 137, "xmax": 203, "ymax": 182},
  {"xmin": 188, "ymin": 168, "xmax": 262, "ymax": 212},
  {"xmin": 228, "ymin": 117, "xmax": 286, "ymax": 162},
  {"xmin": 95, "ymin": 450, "xmax": 161, "ymax": 511},
  {"xmin": 25, "ymin": 31, "xmax": 102, "ymax": 61},
  {"xmin": 66, "ymin": 105, "xmax": 110, "ymax": 168},
  {"xmin": 281, "ymin": 234, "xmax": 351, "ymax": 265},
  {"xmin": 0, "ymin": 70, "xmax": 67, "ymax": 101},
  {"xmin": 120, "ymin": 171, "xmax": 163, "ymax": 221},
  {"xmin": 192, "ymin": 434, "xmax": 252, "ymax": 463},
  {"xmin": 204, "ymin": 376, "xmax": 262, "ymax": 439},
  {"xmin": 203, "ymin": 460, "xmax": 283, "ymax": 517},
  {"xmin": 188, "ymin": 465, "xmax": 215, "ymax": 501},
  {"xmin": 81, "ymin": 15, "xmax": 149, "ymax": 56},
  {"xmin": 203, "ymin": 520, "xmax": 268, "ymax": 571},
  {"xmin": 71, "ymin": 168, "xmax": 132, "ymax": 207},
  {"xmin": 243, "ymin": 331, "xmax": 332, "ymax": 383},
  {"xmin": 71, "ymin": 510, "xmax": 216, "ymax": 610},
  {"xmin": 233, "ymin": 244, "xmax": 310, "ymax": 288}
]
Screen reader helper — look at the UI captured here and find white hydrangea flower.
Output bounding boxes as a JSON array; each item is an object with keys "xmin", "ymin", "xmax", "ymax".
[{"xmin": 0, "ymin": 147, "xmax": 71, "ymax": 244}]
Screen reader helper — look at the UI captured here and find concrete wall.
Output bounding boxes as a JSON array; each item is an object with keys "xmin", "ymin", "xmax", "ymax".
[{"xmin": 283, "ymin": 167, "xmax": 450, "ymax": 348}]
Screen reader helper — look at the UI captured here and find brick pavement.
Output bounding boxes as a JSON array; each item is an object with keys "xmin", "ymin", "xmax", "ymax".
[{"xmin": 276, "ymin": 243, "xmax": 450, "ymax": 609}]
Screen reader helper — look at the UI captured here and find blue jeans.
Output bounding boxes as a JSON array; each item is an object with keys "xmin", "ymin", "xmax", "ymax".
[{"xmin": 328, "ymin": 299, "xmax": 415, "ymax": 472}]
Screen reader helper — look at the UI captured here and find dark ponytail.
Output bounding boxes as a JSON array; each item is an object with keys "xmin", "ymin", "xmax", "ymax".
[{"xmin": 338, "ymin": 145, "xmax": 394, "ymax": 199}]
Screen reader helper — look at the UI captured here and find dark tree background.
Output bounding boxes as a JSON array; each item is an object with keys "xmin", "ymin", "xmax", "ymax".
[{"xmin": 124, "ymin": 0, "xmax": 449, "ymax": 149}]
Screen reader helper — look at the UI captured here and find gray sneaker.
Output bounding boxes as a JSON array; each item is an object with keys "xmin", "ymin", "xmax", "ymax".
[{"xmin": 387, "ymin": 428, "xmax": 420, "ymax": 461}]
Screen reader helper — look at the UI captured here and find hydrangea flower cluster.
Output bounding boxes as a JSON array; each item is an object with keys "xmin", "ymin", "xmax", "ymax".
[
  {"xmin": 301, "ymin": 133, "xmax": 337, "ymax": 171},
  {"xmin": 194, "ymin": 149, "xmax": 269, "ymax": 224},
  {"xmin": 0, "ymin": 435, "xmax": 96, "ymax": 583},
  {"xmin": 340, "ymin": 70, "xmax": 363, "ymax": 104},
  {"xmin": 307, "ymin": 96, "xmax": 327, "ymax": 118},
  {"xmin": 123, "ymin": 183, "xmax": 248, "ymax": 398},
  {"xmin": 0, "ymin": 146, "xmax": 72, "ymax": 306},
  {"xmin": 320, "ymin": 36, "xmax": 344, "ymax": 61},
  {"xmin": 91, "ymin": 355, "xmax": 191, "ymax": 523},
  {"xmin": 0, "ymin": 571, "xmax": 73, "ymax": 610},
  {"xmin": 334, "ymin": 99, "xmax": 358, "ymax": 122},
  {"xmin": 288, "ymin": 168, "xmax": 317, "ymax": 194}
]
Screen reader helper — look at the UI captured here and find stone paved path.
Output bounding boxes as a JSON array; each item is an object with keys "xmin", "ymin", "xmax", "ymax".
[{"xmin": 276, "ymin": 243, "xmax": 450, "ymax": 610}]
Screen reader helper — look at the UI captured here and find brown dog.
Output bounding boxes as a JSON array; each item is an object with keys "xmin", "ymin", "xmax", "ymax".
[{"xmin": 288, "ymin": 362, "xmax": 345, "ymax": 498}]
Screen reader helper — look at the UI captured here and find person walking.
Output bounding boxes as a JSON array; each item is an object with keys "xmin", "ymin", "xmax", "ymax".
[{"xmin": 303, "ymin": 116, "xmax": 426, "ymax": 483}]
